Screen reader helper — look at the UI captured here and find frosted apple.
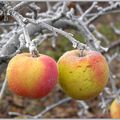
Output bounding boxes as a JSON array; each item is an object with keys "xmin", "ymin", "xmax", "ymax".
[
  {"xmin": 110, "ymin": 99, "xmax": 120, "ymax": 118},
  {"xmin": 7, "ymin": 53, "xmax": 58, "ymax": 98},
  {"xmin": 58, "ymin": 50, "xmax": 109, "ymax": 100}
]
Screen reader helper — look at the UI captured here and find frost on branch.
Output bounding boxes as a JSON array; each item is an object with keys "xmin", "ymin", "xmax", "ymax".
[{"xmin": 0, "ymin": 1, "xmax": 120, "ymax": 118}]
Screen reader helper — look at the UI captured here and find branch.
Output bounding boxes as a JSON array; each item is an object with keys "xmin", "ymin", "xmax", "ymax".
[
  {"xmin": 33, "ymin": 97, "xmax": 72, "ymax": 118},
  {"xmin": 13, "ymin": 1, "xmax": 32, "ymax": 11},
  {"xmin": 38, "ymin": 22, "xmax": 88, "ymax": 50},
  {"xmin": 46, "ymin": 1, "xmax": 52, "ymax": 11},
  {"xmin": 87, "ymin": 2, "xmax": 120, "ymax": 24},
  {"xmin": 79, "ymin": 2, "xmax": 97, "ymax": 21},
  {"xmin": 101, "ymin": 39, "xmax": 120, "ymax": 54},
  {"xmin": 0, "ymin": 76, "xmax": 7, "ymax": 101}
]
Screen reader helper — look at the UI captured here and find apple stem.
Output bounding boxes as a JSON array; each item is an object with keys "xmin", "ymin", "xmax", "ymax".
[
  {"xmin": 79, "ymin": 49, "xmax": 85, "ymax": 57},
  {"xmin": 31, "ymin": 50, "xmax": 40, "ymax": 57}
]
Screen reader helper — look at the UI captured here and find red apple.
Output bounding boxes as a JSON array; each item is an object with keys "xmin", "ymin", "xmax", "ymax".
[
  {"xmin": 57, "ymin": 49, "xmax": 109, "ymax": 100},
  {"xmin": 6, "ymin": 53, "xmax": 58, "ymax": 98}
]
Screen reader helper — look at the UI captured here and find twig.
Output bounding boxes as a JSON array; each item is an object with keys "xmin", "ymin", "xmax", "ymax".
[
  {"xmin": 8, "ymin": 111, "xmax": 32, "ymax": 118},
  {"xmin": 13, "ymin": 1, "xmax": 32, "ymax": 11},
  {"xmin": 6, "ymin": 2, "xmax": 39, "ymax": 55},
  {"xmin": 79, "ymin": 2, "xmax": 97, "ymax": 21},
  {"xmin": 86, "ymin": 9, "xmax": 120, "ymax": 17},
  {"xmin": 53, "ymin": 1, "xmax": 63, "ymax": 11},
  {"xmin": 0, "ymin": 76, "xmax": 7, "ymax": 101},
  {"xmin": 101, "ymin": 39, "xmax": 120, "ymax": 54},
  {"xmin": 0, "ymin": 22, "xmax": 18, "ymax": 26},
  {"xmin": 46, "ymin": 1, "xmax": 52, "ymax": 11},
  {"xmin": 109, "ymin": 72, "xmax": 117, "ymax": 94},
  {"xmin": 73, "ymin": 18, "xmax": 100, "ymax": 50},
  {"xmin": 111, "ymin": 22, "xmax": 120, "ymax": 35},
  {"xmin": 38, "ymin": 22, "xmax": 88, "ymax": 50},
  {"xmin": 87, "ymin": 2, "xmax": 120, "ymax": 24},
  {"xmin": 33, "ymin": 97, "xmax": 72, "ymax": 118}
]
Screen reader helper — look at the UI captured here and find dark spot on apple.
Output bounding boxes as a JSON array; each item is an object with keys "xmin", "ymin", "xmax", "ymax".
[
  {"xmin": 79, "ymin": 88, "xmax": 82, "ymax": 91},
  {"xmin": 86, "ymin": 65, "xmax": 91, "ymax": 68},
  {"xmin": 77, "ymin": 65, "xmax": 81, "ymax": 68},
  {"xmin": 85, "ymin": 79, "xmax": 88, "ymax": 81},
  {"xmin": 83, "ymin": 69, "xmax": 86, "ymax": 72},
  {"xmin": 69, "ymin": 71, "xmax": 73, "ymax": 73}
]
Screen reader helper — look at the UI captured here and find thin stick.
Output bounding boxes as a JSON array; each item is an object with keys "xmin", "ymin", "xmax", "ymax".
[
  {"xmin": 33, "ymin": 97, "xmax": 72, "ymax": 118},
  {"xmin": 79, "ymin": 2, "xmax": 97, "ymax": 21},
  {"xmin": 13, "ymin": 1, "xmax": 32, "ymax": 11},
  {"xmin": 46, "ymin": 1, "xmax": 52, "ymax": 11},
  {"xmin": 0, "ymin": 76, "xmax": 7, "ymax": 101}
]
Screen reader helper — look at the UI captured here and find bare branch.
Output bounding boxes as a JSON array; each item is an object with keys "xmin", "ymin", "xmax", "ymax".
[
  {"xmin": 13, "ymin": 1, "xmax": 32, "ymax": 11},
  {"xmin": 79, "ymin": 2, "xmax": 97, "ymax": 21},
  {"xmin": 101, "ymin": 39, "xmax": 120, "ymax": 54},
  {"xmin": 87, "ymin": 2, "xmax": 120, "ymax": 24},
  {"xmin": 33, "ymin": 97, "xmax": 72, "ymax": 118},
  {"xmin": 0, "ymin": 76, "xmax": 7, "ymax": 101}
]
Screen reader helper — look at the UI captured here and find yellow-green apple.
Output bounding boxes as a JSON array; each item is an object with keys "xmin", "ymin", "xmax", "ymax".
[
  {"xmin": 57, "ymin": 49, "xmax": 109, "ymax": 100},
  {"xmin": 110, "ymin": 99, "xmax": 120, "ymax": 118},
  {"xmin": 6, "ymin": 53, "xmax": 58, "ymax": 98}
]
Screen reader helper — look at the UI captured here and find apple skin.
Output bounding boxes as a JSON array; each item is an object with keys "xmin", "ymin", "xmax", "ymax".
[
  {"xmin": 110, "ymin": 99, "xmax": 120, "ymax": 118},
  {"xmin": 57, "ymin": 50, "xmax": 109, "ymax": 100},
  {"xmin": 6, "ymin": 53, "xmax": 58, "ymax": 98}
]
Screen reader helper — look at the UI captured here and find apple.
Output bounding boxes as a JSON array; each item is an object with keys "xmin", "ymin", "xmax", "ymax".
[
  {"xmin": 57, "ymin": 49, "xmax": 109, "ymax": 100},
  {"xmin": 6, "ymin": 53, "xmax": 58, "ymax": 98},
  {"xmin": 110, "ymin": 99, "xmax": 120, "ymax": 118}
]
